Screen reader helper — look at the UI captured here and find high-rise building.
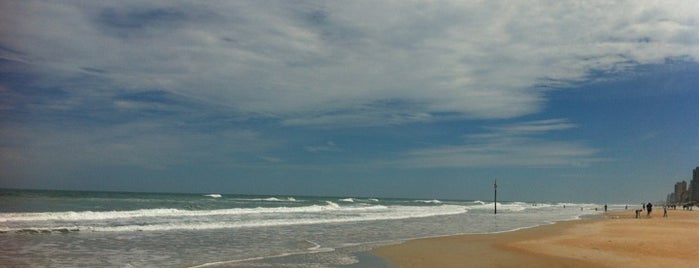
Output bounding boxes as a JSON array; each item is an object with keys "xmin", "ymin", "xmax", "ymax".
[
  {"xmin": 675, "ymin": 181, "xmax": 688, "ymax": 203},
  {"xmin": 691, "ymin": 167, "xmax": 699, "ymax": 203}
]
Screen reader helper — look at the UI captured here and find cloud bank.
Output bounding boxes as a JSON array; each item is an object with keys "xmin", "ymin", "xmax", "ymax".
[
  {"xmin": 2, "ymin": 0, "xmax": 697, "ymax": 126},
  {"xmin": 0, "ymin": 0, "xmax": 697, "ymax": 189}
]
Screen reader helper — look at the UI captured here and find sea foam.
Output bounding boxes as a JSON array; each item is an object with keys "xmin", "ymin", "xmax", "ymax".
[{"xmin": 0, "ymin": 203, "xmax": 467, "ymax": 233}]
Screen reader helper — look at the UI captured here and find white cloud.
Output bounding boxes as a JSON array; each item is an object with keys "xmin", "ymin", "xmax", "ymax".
[
  {"xmin": 394, "ymin": 119, "xmax": 603, "ymax": 168},
  {"xmin": 2, "ymin": 1, "xmax": 699, "ymax": 126},
  {"xmin": 400, "ymin": 140, "xmax": 600, "ymax": 168},
  {"xmin": 486, "ymin": 119, "xmax": 578, "ymax": 135}
]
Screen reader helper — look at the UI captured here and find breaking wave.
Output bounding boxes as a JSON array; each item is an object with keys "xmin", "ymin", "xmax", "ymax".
[{"xmin": 0, "ymin": 203, "xmax": 467, "ymax": 233}]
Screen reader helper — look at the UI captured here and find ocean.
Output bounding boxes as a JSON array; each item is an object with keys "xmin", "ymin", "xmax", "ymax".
[{"xmin": 0, "ymin": 189, "xmax": 608, "ymax": 267}]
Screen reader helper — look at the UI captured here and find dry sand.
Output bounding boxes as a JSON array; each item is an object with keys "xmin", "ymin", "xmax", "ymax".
[{"xmin": 373, "ymin": 209, "xmax": 699, "ymax": 267}]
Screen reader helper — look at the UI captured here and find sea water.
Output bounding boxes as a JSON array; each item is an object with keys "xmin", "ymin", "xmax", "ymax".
[{"xmin": 0, "ymin": 189, "xmax": 610, "ymax": 267}]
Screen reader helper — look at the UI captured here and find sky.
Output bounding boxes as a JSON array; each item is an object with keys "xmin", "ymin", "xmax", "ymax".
[{"xmin": 1, "ymin": 1, "xmax": 698, "ymax": 203}]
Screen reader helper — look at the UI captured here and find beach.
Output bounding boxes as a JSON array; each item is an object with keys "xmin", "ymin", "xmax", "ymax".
[{"xmin": 374, "ymin": 209, "xmax": 699, "ymax": 267}]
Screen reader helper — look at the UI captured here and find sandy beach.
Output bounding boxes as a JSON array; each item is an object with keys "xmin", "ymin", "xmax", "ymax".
[{"xmin": 374, "ymin": 209, "xmax": 699, "ymax": 267}]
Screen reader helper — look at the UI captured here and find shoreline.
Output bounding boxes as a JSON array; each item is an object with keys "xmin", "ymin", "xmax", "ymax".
[
  {"xmin": 186, "ymin": 213, "xmax": 599, "ymax": 267},
  {"xmin": 373, "ymin": 209, "xmax": 699, "ymax": 267}
]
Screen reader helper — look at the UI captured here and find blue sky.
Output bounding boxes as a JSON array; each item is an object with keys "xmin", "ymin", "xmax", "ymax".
[{"xmin": 1, "ymin": 1, "xmax": 698, "ymax": 203}]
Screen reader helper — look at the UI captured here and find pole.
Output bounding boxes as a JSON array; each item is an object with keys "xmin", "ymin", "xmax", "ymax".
[{"xmin": 494, "ymin": 179, "xmax": 497, "ymax": 215}]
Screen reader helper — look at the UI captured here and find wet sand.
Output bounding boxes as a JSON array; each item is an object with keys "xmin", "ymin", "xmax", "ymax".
[{"xmin": 373, "ymin": 209, "xmax": 699, "ymax": 267}]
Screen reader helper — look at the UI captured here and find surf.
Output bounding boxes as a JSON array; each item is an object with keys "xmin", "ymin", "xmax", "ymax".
[{"xmin": 0, "ymin": 204, "xmax": 468, "ymax": 233}]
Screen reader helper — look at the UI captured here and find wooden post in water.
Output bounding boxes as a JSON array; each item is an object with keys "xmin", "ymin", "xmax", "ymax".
[{"xmin": 494, "ymin": 179, "xmax": 497, "ymax": 215}]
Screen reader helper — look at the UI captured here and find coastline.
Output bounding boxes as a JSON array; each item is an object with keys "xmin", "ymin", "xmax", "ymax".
[{"xmin": 373, "ymin": 209, "xmax": 699, "ymax": 267}]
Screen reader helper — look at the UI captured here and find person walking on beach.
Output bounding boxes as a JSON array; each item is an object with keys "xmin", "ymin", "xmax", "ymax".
[
  {"xmin": 646, "ymin": 202, "xmax": 653, "ymax": 217},
  {"xmin": 663, "ymin": 205, "xmax": 668, "ymax": 217},
  {"xmin": 604, "ymin": 204, "xmax": 607, "ymax": 212}
]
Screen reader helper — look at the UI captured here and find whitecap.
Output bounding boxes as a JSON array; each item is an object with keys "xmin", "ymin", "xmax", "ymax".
[
  {"xmin": 416, "ymin": 199, "xmax": 442, "ymax": 204},
  {"xmin": 324, "ymin": 201, "xmax": 341, "ymax": 210}
]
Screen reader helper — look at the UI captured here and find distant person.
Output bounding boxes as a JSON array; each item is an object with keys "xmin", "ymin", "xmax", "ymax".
[
  {"xmin": 625, "ymin": 205, "xmax": 628, "ymax": 210},
  {"xmin": 646, "ymin": 202, "xmax": 653, "ymax": 217},
  {"xmin": 663, "ymin": 206, "xmax": 668, "ymax": 217},
  {"xmin": 604, "ymin": 204, "xmax": 607, "ymax": 212}
]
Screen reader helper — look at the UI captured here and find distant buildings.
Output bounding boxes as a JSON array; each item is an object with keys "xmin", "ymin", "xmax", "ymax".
[
  {"xmin": 667, "ymin": 166, "xmax": 699, "ymax": 204},
  {"xmin": 677, "ymin": 181, "xmax": 688, "ymax": 203}
]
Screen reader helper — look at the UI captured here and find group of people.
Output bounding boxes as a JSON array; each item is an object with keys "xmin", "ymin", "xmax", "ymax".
[
  {"xmin": 634, "ymin": 202, "xmax": 654, "ymax": 218},
  {"xmin": 664, "ymin": 204, "xmax": 693, "ymax": 210},
  {"xmin": 581, "ymin": 202, "xmax": 679, "ymax": 218}
]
